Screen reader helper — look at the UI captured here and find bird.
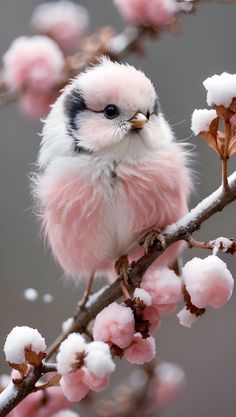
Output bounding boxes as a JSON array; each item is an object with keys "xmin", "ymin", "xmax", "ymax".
[{"xmin": 34, "ymin": 58, "xmax": 192, "ymax": 283}]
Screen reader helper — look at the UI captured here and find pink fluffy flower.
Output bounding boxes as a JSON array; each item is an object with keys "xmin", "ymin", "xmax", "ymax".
[
  {"xmin": 113, "ymin": 0, "xmax": 178, "ymax": 27},
  {"xmin": 141, "ymin": 268, "xmax": 182, "ymax": 312},
  {"xmin": 57, "ymin": 338, "xmax": 115, "ymax": 401},
  {"xmin": 93, "ymin": 302, "xmax": 135, "ymax": 349},
  {"xmin": 60, "ymin": 369, "xmax": 90, "ymax": 402},
  {"xmin": 82, "ymin": 369, "xmax": 110, "ymax": 393},
  {"xmin": 19, "ymin": 92, "xmax": 56, "ymax": 118},
  {"xmin": 8, "ymin": 386, "xmax": 70, "ymax": 417},
  {"xmin": 183, "ymin": 255, "xmax": 234, "ymax": 309},
  {"xmin": 31, "ymin": 1, "xmax": 89, "ymax": 51},
  {"xmin": 155, "ymin": 362, "xmax": 186, "ymax": 407},
  {"xmin": 123, "ymin": 333, "xmax": 156, "ymax": 365},
  {"xmin": 3, "ymin": 36, "xmax": 64, "ymax": 92}
]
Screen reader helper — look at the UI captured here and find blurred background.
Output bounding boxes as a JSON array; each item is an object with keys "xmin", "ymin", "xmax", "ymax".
[{"xmin": 0, "ymin": 1, "xmax": 235, "ymax": 416}]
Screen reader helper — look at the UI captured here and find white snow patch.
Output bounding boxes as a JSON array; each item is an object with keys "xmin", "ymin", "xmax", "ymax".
[
  {"xmin": 210, "ymin": 237, "xmax": 234, "ymax": 255},
  {"xmin": 177, "ymin": 307, "xmax": 197, "ymax": 328},
  {"xmin": 52, "ymin": 411, "xmax": 80, "ymax": 417},
  {"xmin": 42, "ymin": 293, "xmax": 54, "ymax": 303},
  {"xmin": 56, "ymin": 333, "xmax": 86, "ymax": 375},
  {"xmin": 85, "ymin": 349, "xmax": 115, "ymax": 378},
  {"xmin": 4, "ymin": 326, "xmax": 46, "ymax": 364},
  {"xmin": 191, "ymin": 109, "xmax": 217, "ymax": 135},
  {"xmin": 203, "ymin": 72, "xmax": 236, "ymax": 107},
  {"xmin": 23, "ymin": 288, "xmax": 38, "ymax": 301},
  {"xmin": 62, "ymin": 317, "xmax": 74, "ymax": 333},
  {"xmin": 133, "ymin": 288, "xmax": 152, "ymax": 306},
  {"xmin": 86, "ymin": 285, "xmax": 109, "ymax": 308}
]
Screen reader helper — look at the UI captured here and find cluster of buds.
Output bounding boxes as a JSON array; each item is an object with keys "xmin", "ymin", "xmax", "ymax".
[{"xmin": 191, "ymin": 72, "xmax": 236, "ymax": 190}]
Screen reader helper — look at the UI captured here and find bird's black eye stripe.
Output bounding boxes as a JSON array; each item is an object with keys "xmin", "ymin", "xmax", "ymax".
[
  {"xmin": 104, "ymin": 104, "xmax": 119, "ymax": 119},
  {"xmin": 64, "ymin": 89, "xmax": 91, "ymax": 154},
  {"xmin": 64, "ymin": 89, "xmax": 87, "ymax": 132}
]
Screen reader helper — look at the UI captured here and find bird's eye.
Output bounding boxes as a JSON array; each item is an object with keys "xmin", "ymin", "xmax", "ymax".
[
  {"xmin": 146, "ymin": 111, "xmax": 150, "ymax": 120},
  {"xmin": 104, "ymin": 104, "xmax": 119, "ymax": 119}
]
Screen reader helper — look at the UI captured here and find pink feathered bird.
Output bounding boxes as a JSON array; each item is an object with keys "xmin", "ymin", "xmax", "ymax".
[{"xmin": 35, "ymin": 58, "xmax": 191, "ymax": 281}]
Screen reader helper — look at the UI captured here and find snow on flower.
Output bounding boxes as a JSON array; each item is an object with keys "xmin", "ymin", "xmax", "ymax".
[
  {"xmin": 3, "ymin": 36, "xmax": 64, "ymax": 92},
  {"xmin": 4, "ymin": 326, "xmax": 46, "ymax": 364},
  {"xmin": 84, "ymin": 341, "xmax": 115, "ymax": 380},
  {"xmin": 56, "ymin": 333, "xmax": 86, "ymax": 375},
  {"xmin": 191, "ymin": 109, "xmax": 217, "ymax": 135},
  {"xmin": 141, "ymin": 268, "xmax": 182, "ymax": 312},
  {"xmin": 155, "ymin": 362, "xmax": 186, "ymax": 406},
  {"xmin": 8, "ymin": 386, "xmax": 70, "ymax": 417},
  {"xmin": 31, "ymin": 1, "xmax": 89, "ymax": 51},
  {"xmin": 203, "ymin": 72, "xmax": 236, "ymax": 107},
  {"xmin": 183, "ymin": 255, "xmax": 234, "ymax": 309},
  {"xmin": 177, "ymin": 306, "xmax": 198, "ymax": 328},
  {"xmin": 133, "ymin": 288, "xmax": 152, "ymax": 306},
  {"xmin": 93, "ymin": 302, "xmax": 135, "ymax": 349},
  {"xmin": 113, "ymin": 0, "xmax": 178, "ymax": 27},
  {"xmin": 123, "ymin": 333, "xmax": 156, "ymax": 365}
]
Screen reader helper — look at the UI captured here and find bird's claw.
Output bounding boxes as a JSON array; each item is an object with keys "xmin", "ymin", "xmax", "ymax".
[
  {"xmin": 140, "ymin": 229, "xmax": 166, "ymax": 254},
  {"xmin": 115, "ymin": 255, "xmax": 131, "ymax": 286}
]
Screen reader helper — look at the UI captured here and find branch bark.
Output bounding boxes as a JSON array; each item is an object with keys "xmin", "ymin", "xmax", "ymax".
[{"xmin": 0, "ymin": 171, "xmax": 235, "ymax": 416}]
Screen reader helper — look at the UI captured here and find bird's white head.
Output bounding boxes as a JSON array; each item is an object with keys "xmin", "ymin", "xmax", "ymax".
[{"xmin": 38, "ymin": 58, "xmax": 173, "ymax": 169}]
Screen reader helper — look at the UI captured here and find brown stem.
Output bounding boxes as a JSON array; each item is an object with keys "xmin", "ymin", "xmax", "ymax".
[
  {"xmin": 186, "ymin": 236, "xmax": 213, "ymax": 250},
  {"xmin": 77, "ymin": 272, "xmax": 95, "ymax": 312},
  {"xmin": 222, "ymin": 120, "xmax": 231, "ymax": 192}
]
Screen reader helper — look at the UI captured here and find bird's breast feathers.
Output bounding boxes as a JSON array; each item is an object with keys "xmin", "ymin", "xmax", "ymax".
[{"xmin": 37, "ymin": 145, "xmax": 191, "ymax": 276}]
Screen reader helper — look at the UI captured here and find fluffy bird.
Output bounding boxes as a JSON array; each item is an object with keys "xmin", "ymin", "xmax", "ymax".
[{"xmin": 35, "ymin": 58, "xmax": 191, "ymax": 281}]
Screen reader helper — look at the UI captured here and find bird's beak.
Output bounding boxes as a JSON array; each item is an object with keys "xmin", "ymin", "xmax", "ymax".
[{"xmin": 129, "ymin": 112, "xmax": 148, "ymax": 129}]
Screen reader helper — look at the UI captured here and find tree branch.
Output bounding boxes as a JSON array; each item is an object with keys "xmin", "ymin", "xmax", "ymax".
[{"xmin": 0, "ymin": 171, "xmax": 235, "ymax": 416}]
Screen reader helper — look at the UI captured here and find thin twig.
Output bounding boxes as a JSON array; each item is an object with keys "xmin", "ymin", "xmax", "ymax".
[{"xmin": 222, "ymin": 120, "xmax": 231, "ymax": 192}]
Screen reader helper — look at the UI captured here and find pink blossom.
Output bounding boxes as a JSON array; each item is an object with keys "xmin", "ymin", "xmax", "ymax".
[
  {"xmin": 3, "ymin": 36, "xmax": 64, "ymax": 92},
  {"xmin": 113, "ymin": 0, "xmax": 178, "ymax": 27},
  {"xmin": 155, "ymin": 362, "xmax": 186, "ymax": 407},
  {"xmin": 60, "ymin": 369, "xmax": 90, "ymax": 402},
  {"xmin": 82, "ymin": 369, "xmax": 110, "ymax": 392},
  {"xmin": 93, "ymin": 302, "xmax": 135, "ymax": 349},
  {"xmin": 19, "ymin": 92, "xmax": 56, "ymax": 118},
  {"xmin": 141, "ymin": 268, "xmax": 182, "ymax": 312},
  {"xmin": 31, "ymin": 1, "xmax": 89, "ymax": 51},
  {"xmin": 8, "ymin": 386, "xmax": 70, "ymax": 417},
  {"xmin": 123, "ymin": 333, "xmax": 156, "ymax": 365},
  {"xmin": 183, "ymin": 256, "xmax": 234, "ymax": 309},
  {"xmin": 157, "ymin": 303, "xmax": 177, "ymax": 314},
  {"xmin": 143, "ymin": 306, "xmax": 161, "ymax": 333}
]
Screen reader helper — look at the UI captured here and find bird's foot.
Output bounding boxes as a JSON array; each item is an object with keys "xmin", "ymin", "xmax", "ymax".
[
  {"xmin": 140, "ymin": 228, "xmax": 166, "ymax": 255},
  {"xmin": 115, "ymin": 254, "xmax": 131, "ymax": 286}
]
